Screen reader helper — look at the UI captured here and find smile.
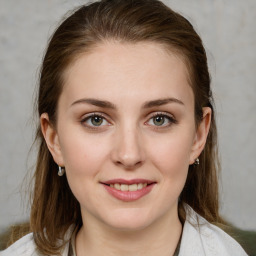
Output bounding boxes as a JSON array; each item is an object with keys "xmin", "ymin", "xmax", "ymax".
[
  {"xmin": 101, "ymin": 179, "xmax": 157, "ymax": 201},
  {"xmin": 109, "ymin": 183, "xmax": 147, "ymax": 191}
]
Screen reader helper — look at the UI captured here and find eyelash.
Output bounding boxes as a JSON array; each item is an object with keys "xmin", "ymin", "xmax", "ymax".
[
  {"xmin": 81, "ymin": 113, "xmax": 110, "ymax": 130},
  {"xmin": 80, "ymin": 112, "xmax": 177, "ymax": 130},
  {"xmin": 146, "ymin": 112, "xmax": 177, "ymax": 128}
]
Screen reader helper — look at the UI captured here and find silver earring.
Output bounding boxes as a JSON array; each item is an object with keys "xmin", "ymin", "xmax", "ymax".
[
  {"xmin": 58, "ymin": 166, "xmax": 65, "ymax": 176},
  {"xmin": 194, "ymin": 158, "xmax": 200, "ymax": 165}
]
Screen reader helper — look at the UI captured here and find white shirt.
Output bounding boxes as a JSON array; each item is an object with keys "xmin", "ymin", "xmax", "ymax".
[{"xmin": 0, "ymin": 205, "xmax": 248, "ymax": 256}]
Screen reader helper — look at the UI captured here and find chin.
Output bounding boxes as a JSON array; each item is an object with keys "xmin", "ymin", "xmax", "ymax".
[{"xmin": 102, "ymin": 209, "xmax": 155, "ymax": 231}]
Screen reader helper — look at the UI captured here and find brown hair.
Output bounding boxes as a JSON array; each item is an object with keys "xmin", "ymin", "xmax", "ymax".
[{"xmin": 29, "ymin": 0, "xmax": 223, "ymax": 254}]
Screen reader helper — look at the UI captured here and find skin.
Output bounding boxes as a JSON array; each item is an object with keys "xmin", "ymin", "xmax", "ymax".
[{"xmin": 41, "ymin": 42, "xmax": 211, "ymax": 256}]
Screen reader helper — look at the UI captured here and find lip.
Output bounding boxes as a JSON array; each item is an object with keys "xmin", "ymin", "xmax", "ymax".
[
  {"xmin": 102, "ymin": 178, "xmax": 155, "ymax": 185},
  {"xmin": 100, "ymin": 179, "xmax": 156, "ymax": 202}
]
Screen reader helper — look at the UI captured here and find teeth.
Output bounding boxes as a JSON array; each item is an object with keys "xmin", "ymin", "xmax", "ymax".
[
  {"xmin": 128, "ymin": 184, "xmax": 137, "ymax": 191},
  {"xmin": 138, "ymin": 183, "xmax": 143, "ymax": 190},
  {"xmin": 109, "ymin": 183, "xmax": 148, "ymax": 191},
  {"xmin": 120, "ymin": 184, "xmax": 128, "ymax": 191},
  {"xmin": 114, "ymin": 183, "xmax": 120, "ymax": 190}
]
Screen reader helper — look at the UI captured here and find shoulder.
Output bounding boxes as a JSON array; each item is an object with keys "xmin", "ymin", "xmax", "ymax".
[
  {"xmin": 0, "ymin": 233, "xmax": 38, "ymax": 256},
  {"xmin": 0, "ymin": 232, "xmax": 70, "ymax": 256},
  {"xmin": 179, "ymin": 205, "xmax": 248, "ymax": 256}
]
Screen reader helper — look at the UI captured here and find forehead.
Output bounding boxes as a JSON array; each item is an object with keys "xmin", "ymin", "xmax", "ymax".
[{"xmin": 62, "ymin": 41, "xmax": 193, "ymax": 106}]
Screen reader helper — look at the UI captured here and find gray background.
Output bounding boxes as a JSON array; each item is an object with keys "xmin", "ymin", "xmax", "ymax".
[{"xmin": 0, "ymin": 0, "xmax": 255, "ymax": 233}]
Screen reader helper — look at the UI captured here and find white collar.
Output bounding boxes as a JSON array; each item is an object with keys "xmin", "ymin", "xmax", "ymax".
[{"xmin": 179, "ymin": 204, "xmax": 248, "ymax": 256}]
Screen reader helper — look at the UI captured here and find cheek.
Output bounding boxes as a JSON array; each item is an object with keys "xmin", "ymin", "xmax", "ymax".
[
  {"xmin": 58, "ymin": 131, "xmax": 111, "ymax": 206},
  {"xmin": 150, "ymin": 132, "xmax": 193, "ymax": 171},
  {"xmin": 59, "ymin": 129, "xmax": 110, "ymax": 176},
  {"xmin": 147, "ymin": 129, "xmax": 194, "ymax": 190}
]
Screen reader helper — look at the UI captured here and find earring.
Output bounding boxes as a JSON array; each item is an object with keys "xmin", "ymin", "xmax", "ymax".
[
  {"xmin": 194, "ymin": 158, "xmax": 200, "ymax": 165},
  {"xmin": 58, "ymin": 166, "xmax": 65, "ymax": 176}
]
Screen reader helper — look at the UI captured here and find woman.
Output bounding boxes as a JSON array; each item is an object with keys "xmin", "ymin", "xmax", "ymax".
[{"xmin": 1, "ymin": 0, "xmax": 248, "ymax": 255}]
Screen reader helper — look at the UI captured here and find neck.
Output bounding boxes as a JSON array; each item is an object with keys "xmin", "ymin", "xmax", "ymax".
[{"xmin": 76, "ymin": 209, "xmax": 182, "ymax": 256}]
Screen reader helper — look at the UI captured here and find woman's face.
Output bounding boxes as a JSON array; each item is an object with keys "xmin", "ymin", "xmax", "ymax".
[{"xmin": 42, "ymin": 42, "xmax": 210, "ymax": 231}]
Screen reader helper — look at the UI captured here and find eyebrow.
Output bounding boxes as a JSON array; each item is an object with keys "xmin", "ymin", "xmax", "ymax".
[
  {"xmin": 70, "ymin": 97, "xmax": 184, "ymax": 109},
  {"xmin": 71, "ymin": 98, "xmax": 116, "ymax": 109},
  {"xmin": 142, "ymin": 98, "xmax": 184, "ymax": 108}
]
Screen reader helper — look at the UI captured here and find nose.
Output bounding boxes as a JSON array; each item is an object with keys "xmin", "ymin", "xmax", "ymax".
[{"xmin": 111, "ymin": 125, "xmax": 145, "ymax": 169}]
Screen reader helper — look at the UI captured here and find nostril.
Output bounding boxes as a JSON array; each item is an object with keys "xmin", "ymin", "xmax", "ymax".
[
  {"xmin": 115, "ymin": 159, "xmax": 143, "ymax": 169},
  {"xmin": 111, "ymin": 139, "xmax": 145, "ymax": 168}
]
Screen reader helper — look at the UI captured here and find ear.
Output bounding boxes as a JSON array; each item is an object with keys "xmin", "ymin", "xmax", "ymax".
[
  {"xmin": 189, "ymin": 107, "xmax": 212, "ymax": 164},
  {"xmin": 40, "ymin": 113, "xmax": 65, "ymax": 166}
]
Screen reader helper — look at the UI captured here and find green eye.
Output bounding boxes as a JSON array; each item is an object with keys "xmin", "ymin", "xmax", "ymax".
[
  {"xmin": 90, "ymin": 116, "xmax": 103, "ymax": 126},
  {"xmin": 153, "ymin": 116, "xmax": 165, "ymax": 126},
  {"xmin": 82, "ymin": 114, "xmax": 108, "ymax": 128},
  {"xmin": 147, "ymin": 113, "xmax": 177, "ymax": 127}
]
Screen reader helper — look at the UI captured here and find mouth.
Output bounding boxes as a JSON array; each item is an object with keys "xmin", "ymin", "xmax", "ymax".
[{"xmin": 100, "ymin": 179, "xmax": 157, "ymax": 201}]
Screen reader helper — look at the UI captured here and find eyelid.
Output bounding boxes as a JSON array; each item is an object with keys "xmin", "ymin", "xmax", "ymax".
[
  {"xmin": 81, "ymin": 112, "xmax": 106, "ymax": 121},
  {"xmin": 80, "ymin": 112, "xmax": 112, "ymax": 129},
  {"xmin": 146, "ymin": 111, "xmax": 177, "ymax": 127},
  {"xmin": 79, "ymin": 111, "xmax": 177, "ymax": 130}
]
